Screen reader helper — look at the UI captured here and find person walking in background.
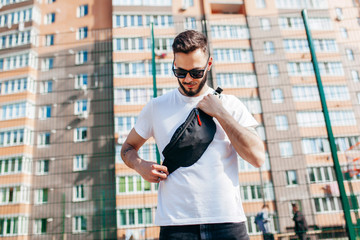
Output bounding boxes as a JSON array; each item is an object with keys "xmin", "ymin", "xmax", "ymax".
[
  {"xmin": 121, "ymin": 30, "xmax": 265, "ymax": 240},
  {"xmin": 255, "ymin": 204, "xmax": 274, "ymax": 240},
  {"xmin": 292, "ymin": 203, "xmax": 308, "ymax": 240}
]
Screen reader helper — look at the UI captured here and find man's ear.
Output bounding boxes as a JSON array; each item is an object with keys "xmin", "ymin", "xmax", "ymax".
[{"xmin": 207, "ymin": 57, "xmax": 213, "ymax": 71}]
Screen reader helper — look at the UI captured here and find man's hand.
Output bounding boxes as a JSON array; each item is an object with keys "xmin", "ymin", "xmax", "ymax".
[
  {"xmin": 121, "ymin": 129, "xmax": 169, "ymax": 183},
  {"xmin": 197, "ymin": 93, "xmax": 265, "ymax": 168},
  {"xmin": 135, "ymin": 160, "xmax": 169, "ymax": 183},
  {"xmin": 197, "ymin": 94, "xmax": 225, "ymax": 118}
]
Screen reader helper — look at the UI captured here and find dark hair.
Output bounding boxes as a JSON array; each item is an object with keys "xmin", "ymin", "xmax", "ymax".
[{"xmin": 172, "ymin": 30, "xmax": 209, "ymax": 56}]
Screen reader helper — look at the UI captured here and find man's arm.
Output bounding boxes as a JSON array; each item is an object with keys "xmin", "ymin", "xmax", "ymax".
[
  {"xmin": 197, "ymin": 94, "xmax": 265, "ymax": 168},
  {"xmin": 121, "ymin": 128, "xmax": 168, "ymax": 183}
]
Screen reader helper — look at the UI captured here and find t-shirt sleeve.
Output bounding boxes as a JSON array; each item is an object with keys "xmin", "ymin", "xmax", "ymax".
[
  {"xmin": 134, "ymin": 100, "xmax": 154, "ymax": 140},
  {"xmin": 225, "ymin": 95, "xmax": 258, "ymax": 128}
]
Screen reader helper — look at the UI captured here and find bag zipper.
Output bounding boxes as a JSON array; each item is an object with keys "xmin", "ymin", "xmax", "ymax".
[{"xmin": 195, "ymin": 108, "xmax": 202, "ymax": 126}]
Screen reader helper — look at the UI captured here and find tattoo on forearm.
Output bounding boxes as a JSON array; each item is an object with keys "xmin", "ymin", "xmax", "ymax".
[{"xmin": 122, "ymin": 146, "xmax": 134, "ymax": 157}]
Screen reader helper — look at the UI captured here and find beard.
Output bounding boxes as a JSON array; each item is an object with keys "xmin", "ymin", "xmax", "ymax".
[{"xmin": 177, "ymin": 72, "xmax": 208, "ymax": 97}]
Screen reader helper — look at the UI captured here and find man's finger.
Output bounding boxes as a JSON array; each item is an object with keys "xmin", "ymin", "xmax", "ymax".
[{"xmin": 152, "ymin": 164, "xmax": 169, "ymax": 175}]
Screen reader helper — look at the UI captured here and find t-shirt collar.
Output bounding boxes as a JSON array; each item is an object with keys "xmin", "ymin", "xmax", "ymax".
[{"xmin": 176, "ymin": 87, "xmax": 214, "ymax": 103}]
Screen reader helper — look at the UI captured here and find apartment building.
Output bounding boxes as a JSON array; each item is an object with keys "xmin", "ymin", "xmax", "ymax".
[
  {"xmin": 113, "ymin": 0, "xmax": 360, "ymax": 239},
  {"xmin": 0, "ymin": 0, "xmax": 359, "ymax": 239},
  {"xmin": 0, "ymin": 0, "xmax": 116, "ymax": 239}
]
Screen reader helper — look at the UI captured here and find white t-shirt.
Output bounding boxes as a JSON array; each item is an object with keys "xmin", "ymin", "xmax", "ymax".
[{"xmin": 134, "ymin": 87, "xmax": 258, "ymax": 226}]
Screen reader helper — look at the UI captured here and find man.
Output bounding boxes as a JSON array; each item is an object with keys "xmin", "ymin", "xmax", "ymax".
[
  {"xmin": 121, "ymin": 30, "xmax": 265, "ymax": 240},
  {"xmin": 292, "ymin": 203, "xmax": 308, "ymax": 240}
]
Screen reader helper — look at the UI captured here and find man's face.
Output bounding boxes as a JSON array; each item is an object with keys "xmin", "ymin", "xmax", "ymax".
[{"xmin": 173, "ymin": 49, "xmax": 212, "ymax": 97}]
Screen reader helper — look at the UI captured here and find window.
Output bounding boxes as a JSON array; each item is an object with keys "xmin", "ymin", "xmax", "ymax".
[
  {"xmin": 0, "ymin": 216, "xmax": 29, "ymax": 236},
  {"xmin": 313, "ymin": 39, "xmax": 337, "ymax": 53},
  {"xmin": 335, "ymin": 8, "xmax": 343, "ymax": 20},
  {"xmin": 260, "ymin": 18, "xmax": 271, "ymax": 30},
  {"xmin": 0, "ymin": 77, "xmax": 34, "ymax": 95},
  {"xmin": 146, "ymin": 37, "xmax": 173, "ymax": 52},
  {"xmin": 213, "ymin": 49, "xmax": 253, "ymax": 63},
  {"xmin": 44, "ymin": 13, "xmax": 55, "ymax": 24},
  {"xmin": 279, "ymin": 142, "xmax": 293, "ymax": 157},
  {"xmin": 264, "ymin": 41, "xmax": 275, "ymax": 54},
  {"xmin": 145, "ymin": 15, "xmax": 173, "ymax": 27},
  {"xmin": 39, "ymin": 105, "xmax": 51, "ymax": 119},
  {"xmin": 74, "ymin": 127, "xmax": 87, "ymax": 142},
  {"xmin": 313, "ymin": 197, "xmax": 342, "ymax": 213},
  {"xmin": 283, "ymin": 39, "xmax": 309, "ymax": 53},
  {"xmin": 297, "ymin": 111, "xmax": 356, "ymax": 127},
  {"xmin": 74, "ymin": 155, "xmax": 87, "ymax": 171},
  {"xmin": 182, "ymin": 0, "xmax": 194, "ymax": 8},
  {"xmin": 0, "ymin": 31, "xmax": 33, "ymax": 49},
  {"xmin": 0, "ymin": 8, "xmax": 33, "ymax": 27},
  {"xmin": 41, "ymin": 58, "xmax": 54, "ymax": 71},
  {"xmin": 73, "ymin": 185, "xmax": 86, "ymax": 201},
  {"xmin": 117, "ymin": 175, "xmax": 155, "ymax": 194},
  {"xmin": 0, "ymin": 129, "xmax": 27, "ymax": 147},
  {"xmin": 184, "ymin": 17, "xmax": 196, "ymax": 30},
  {"xmin": 286, "ymin": 170, "xmax": 297, "ymax": 185},
  {"xmin": 75, "ymin": 74, "xmax": 88, "ymax": 89},
  {"xmin": 114, "ymin": 38, "xmax": 144, "ymax": 51},
  {"xmin": 351, "ymin": 70, "xmax": 359, "ymax": 82},
  {"xmin": 275, "ymin": 0, "xmax": 328, "ymax": 9},
  {"xmin": 77, "ymin": 4, "xmax": 88, "ymax": 18},
  {"xmin": 240, "ymin": 182, "xmax": 275, "ymax": 201},
  {"xmin": 210, "ymin": 25, "xmax": 250, "ymax": 39},
  {"xmin": 115, "ymin": 116, "xmax": 137, "ymax": 134},
  {"xmin": 38, "ymin": 132, "xmax": 50, "ymax": 146},
  {"xmin": 117, "ymin": 207, "xmax": 153, "ymax": 227},
  {"xmin": 216, "ymin": 73, "xmax": 258, "ymax": 88},
  {"xmin": 45, "ymin": 34, "xmax": 54, "ymax": 46},
  {"xmin": 279, "ymin": 17, "xmax": 303, "ymax": 30},
  {"xmin": 39, "ymin": 80, "xmax": 53, "ymax": 93},
  {"xmin": 335, "ymin": 136, "xmax": 360, "ymax": 152},
  {"xmin": 0, "ymin": 186, "xmax": 30, "ymax": 204},
  {"xmin": 75, "ymin": 50, "xmax": 88, "ymax": 64},
  {"xmin": 275, "ymin": 115, "xmax": 289, "ymax": 130},
  {"xmin": 113, "ymin": 14, "xmax": 143, "ymax": 28},
  {"xmin": 47, "ymin": 0, "xmax": 56, "ymax": 3},
  {"xmin": 73, "ymin": 216, "xmax": 87, "ymax": 233},
  {"xmin": 358, "ymin": 92, "xmax": 360, "ymax": 104},
  {"xmin": 114, "ymin": 62, "xmax": 146, "ymax": 77},
  {"xmin": 287, "ymin": 62, "xmax": 314, "ymax": 76},
  {"xmin": 346, "ymin": 49, "xmax": 354, "ymax": 61},
  {"xmin": 36, "ymin": 160, "xmax": 49, "ymax": 175},
  {"xmin": 77, "ymin": 27, "xmax": 88, "ymax": 40},
  {"xmin": 34, "ymin": 219, "xmax": 47, "ymax": 234},
  {"xmin": 34, "ymin": 189, "xmax": 48, "ymax": 204},
  {"xmin": 256, "ymin": 125, "xmax": 266, "ymax": 141},
  {"xmin": 292, "ymin": 85, "xmax": 350, "ymax": 101},
  {"xmin": 340, "ymin": 27, "xmax": 348, "ymax": 38},
  {"xmin": 271, "ymin": 88, "xmax": 284, "ymax": 103},
  {"xmin": 1, "ymin": 102, "xmax": 30, "ymax": 120},
  {"xmin": 308, "ymin": 166, "xmax": 334, "ymax": 183},
  {"xmin": 74, "ymin": 100, "xmax": 88, "ymax": 115},
  {"xmin": 268, "ymin": 64, "xmax": 279, "ymax": 77},
  {"xmin": 0, "ymin": 53, "xmax": 37, "ymax": 72},
  {"xmin": 256, "ymin": 0, "xmax": 266, "ymax": 8},
  {"xmin": 320, "ymin": 61, "xmax": 343, "ymax": 76},
  {"xmin": 0, "ymin": 156, "xmax": 32, "ymax": 175}
]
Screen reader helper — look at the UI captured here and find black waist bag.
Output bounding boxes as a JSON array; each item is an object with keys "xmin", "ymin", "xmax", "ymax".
[{"xmin": 162, "ymin": 108, "xmax": 216, "ymax": 174}]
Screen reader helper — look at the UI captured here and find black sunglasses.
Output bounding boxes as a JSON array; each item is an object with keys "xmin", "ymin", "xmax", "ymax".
[{"xmin": 172, "ymin": 56, "xmax": 210, "ymax": 79}]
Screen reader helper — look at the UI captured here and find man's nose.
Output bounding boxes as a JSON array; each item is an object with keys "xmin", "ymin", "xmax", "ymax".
[{"xmin": 183, "ymin": 73, "xmax": 192, "ymax": 83}]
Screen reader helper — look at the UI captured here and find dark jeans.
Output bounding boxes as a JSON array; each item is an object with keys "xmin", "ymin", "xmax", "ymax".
[{"xmin": 159, "ymin": 222, "xmax": 250, "ymax": 240}]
